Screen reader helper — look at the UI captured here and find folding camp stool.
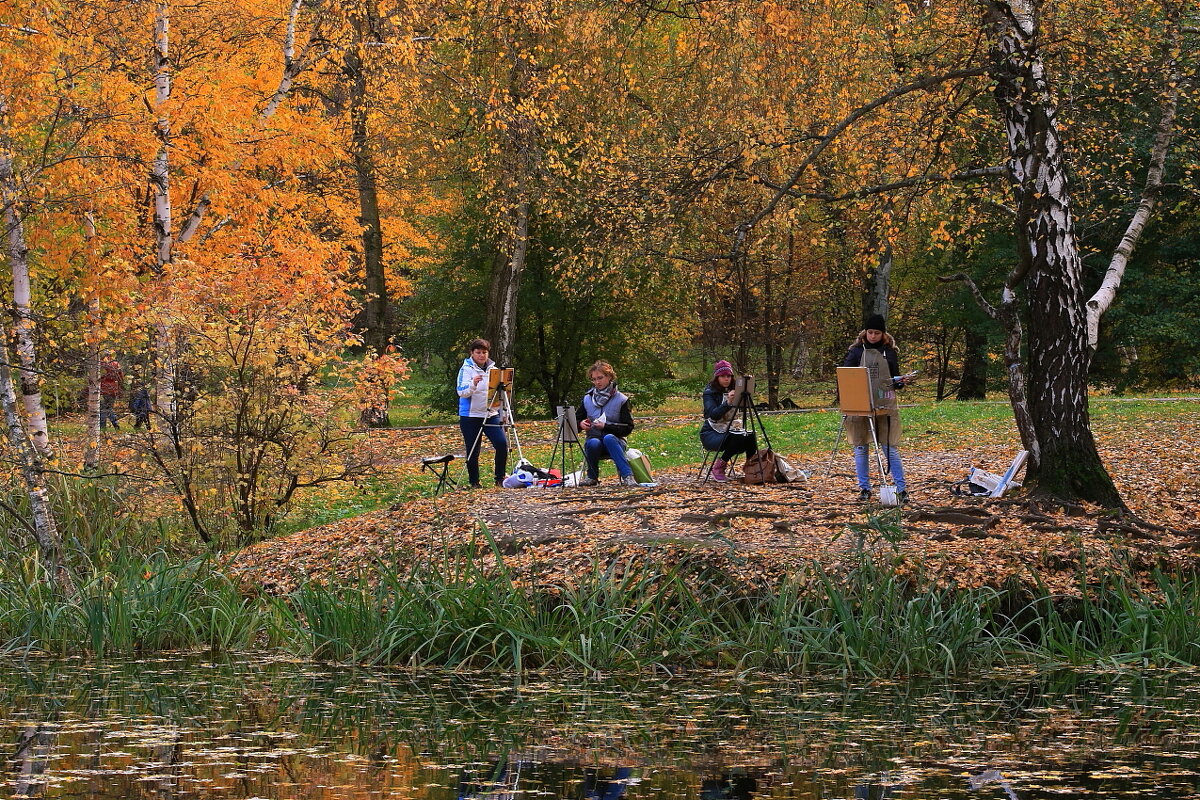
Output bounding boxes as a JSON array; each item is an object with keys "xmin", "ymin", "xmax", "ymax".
[{"xmin": 421, "ymin": 454, "xmax": 458, "ymax": 496}]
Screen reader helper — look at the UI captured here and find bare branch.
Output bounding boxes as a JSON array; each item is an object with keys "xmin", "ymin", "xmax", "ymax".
[
  {"xmin": 1084, "ymin": 27, "xmax": 1182, "ymax": 354},
  {"xmin": 762, "ymin": 165, "xmax": 1007, "ymax": 203},
  {"xmin": 732, "ymin": 65, "xmax": 988, "ymax": 252},
  {"xmin": 939, "ymin": 272, "xmax": 999, "ymax": 320}
]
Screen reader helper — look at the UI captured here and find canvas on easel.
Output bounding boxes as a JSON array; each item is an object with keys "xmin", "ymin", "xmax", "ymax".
[
  {"xmin": 728, "ymin": 375, "xmax": 756, "ymax": 409},
  {"xmin": 487, "ymin": 367, "xmax": 514, "ymax": 408},
  {"xmin": 836, "ymin": 366, "xmax": 874, "ymax": 416}
]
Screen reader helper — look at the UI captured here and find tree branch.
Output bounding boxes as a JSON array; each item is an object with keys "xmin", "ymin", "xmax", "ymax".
[
  {"xmin": 939, "ymin": 272, "xmax": 999, "ymax": 320},
  {"xmin": 1084, "ymin": 27, "xmax": 1182, "ymax": 354},
  {"xmin": 762, "ymin": 164, "xmax": 1007, "ymax": 203},
  {"xmin": 731, "ymin": 65, "xmax": 988, "ymax": 256}
]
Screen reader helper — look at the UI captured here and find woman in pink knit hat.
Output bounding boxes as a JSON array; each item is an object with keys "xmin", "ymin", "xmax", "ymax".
[{"xmin": 700, "ymin": 360, "xmax": 758, "ymax": 481}]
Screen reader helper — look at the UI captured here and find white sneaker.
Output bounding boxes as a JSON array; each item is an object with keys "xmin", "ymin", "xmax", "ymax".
[{"xmin": 619, "ymin": 474, "xmax": 639, "ymax": 487}]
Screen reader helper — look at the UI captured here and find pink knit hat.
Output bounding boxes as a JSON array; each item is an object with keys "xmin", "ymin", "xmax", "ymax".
[{"xmin": 713, "ymin": 360, "xmax": 734, "ymax": 378}]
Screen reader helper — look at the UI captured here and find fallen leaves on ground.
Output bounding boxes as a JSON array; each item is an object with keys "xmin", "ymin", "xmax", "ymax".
[{"xmin": 231, "ymin": 412, "xmax": 1200, "ymax": 598}]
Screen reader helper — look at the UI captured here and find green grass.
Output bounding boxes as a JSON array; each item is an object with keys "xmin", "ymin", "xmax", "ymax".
[{"xmin": 270, "ymin": 396, "xmax": 1200, "ymax": 535}]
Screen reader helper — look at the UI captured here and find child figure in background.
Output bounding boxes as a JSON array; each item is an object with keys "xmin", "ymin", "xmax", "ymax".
[
  {"xmin": 129, "ymin": 387, "xmax": 152, "ymax": 430},
  {"xmin": 99, "ymin": 356, "xmax": 124, "ymax": 431},
  {"xmin": 842, "ymin": 314, "xmax": 914, "ymax": 503}
]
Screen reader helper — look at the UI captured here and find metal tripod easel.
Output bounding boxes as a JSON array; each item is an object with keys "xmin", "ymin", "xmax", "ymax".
[
  {"xmin": 547, "ymin": 405, "xmax": 585, "ymax": 487},
  {"xmin": 826, "ymin": 366, "xmax": 897, "ymax": 503}
]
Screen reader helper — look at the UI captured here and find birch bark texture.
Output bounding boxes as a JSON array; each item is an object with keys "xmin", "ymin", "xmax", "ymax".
[
  {"xmin": 985, "ymin": 0, "xmax": 1121, "ymax": 506},
  {"xmin": 151, "ymin": 0, "xmax": 177, "ymax": 421},
  {"xmin": 0, "ymin": 96, "xmax": 52, "ymax": 456},
  {"xmin": 1, "ymin": 358, "xmax": 70, "ymax": 592},
  {"xmin": 83, "ymin": 212, "xmax": 101, "ymax": 471}
]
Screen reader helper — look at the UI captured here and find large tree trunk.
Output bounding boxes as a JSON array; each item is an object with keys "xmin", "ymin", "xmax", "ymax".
[
  {"xmin": 957, "ymin": 325, "xmax": 988, "ymax": 400},
  {"xmin": 345, "ymin": 4, "xmax": 390, "ymax": 360},
  {"xmin": 485, "ymin": 50, "xmax": 537, "ymax": 368},
  {"xmin": 0, "ymin": 102, "xmax": 52, "ymax": 457},
  {"xmin": 987, "ymin": 0, "xmax": 1121, "ymax": 507},
  {"xmin": 861, "ymin": 222, "xmax": 893, "ymax": 323}
]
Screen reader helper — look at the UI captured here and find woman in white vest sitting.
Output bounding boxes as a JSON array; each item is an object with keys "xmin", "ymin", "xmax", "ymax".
[
  {"xmin": 575, "ymin": 360, "xmax": 638, "ymax": 487},
  {"xmin": 700, "ymin": 360, "xmax": 759, "ymax": 482},
  {"xmin": 842, "ymin": 314, "xmax": 913, "ymax": 503}
]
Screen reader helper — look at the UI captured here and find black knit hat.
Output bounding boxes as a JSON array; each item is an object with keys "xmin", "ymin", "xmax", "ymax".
[{"xmin": 864, "ymin": 313, "xmax": 886, "ymax": 333}]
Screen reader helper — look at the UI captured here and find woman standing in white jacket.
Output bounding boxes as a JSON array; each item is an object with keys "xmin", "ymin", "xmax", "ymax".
[{"xmin": 456, "ymin": 338, "xmax": 509, "ymax": 488}]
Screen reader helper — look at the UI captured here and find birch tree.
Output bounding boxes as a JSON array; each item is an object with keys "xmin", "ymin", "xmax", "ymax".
[{"xmin": 0, "ymin": 95, "xmax": 53, "ymax": 457}]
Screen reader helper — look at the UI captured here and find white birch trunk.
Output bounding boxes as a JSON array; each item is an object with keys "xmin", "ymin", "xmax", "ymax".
[
  {"xmin": 151, "ymin": 0, "xmax": 177, "ymax": 420},
  {"xmin": 261, "ymin": 0, "xmax": 309, "ymax": 121},
  {"xmin": 1, "ymin": 356, "xmax": 71, "ymax": 592},
  {"xmin": 1085, "ymin": 37, "xmax": 1181, "ymax": 354},
  {"xmin": 986, "ymin": 0, "xmax": 1122, "ymax": 506},
  {"xmin": 83, "ymin": 212, "xmax": 102, "ymax": 471},
  {"xmin": 0, "ymin": 99, "xmax": 52, "ymax": 456}
]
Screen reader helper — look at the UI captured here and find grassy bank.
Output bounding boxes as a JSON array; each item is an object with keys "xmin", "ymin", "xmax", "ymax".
[{"xmin": 4, "ymin": 531, "xmax": 1198, "ymax": 675}]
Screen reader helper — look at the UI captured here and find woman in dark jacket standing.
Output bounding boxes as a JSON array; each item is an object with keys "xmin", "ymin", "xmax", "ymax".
[
  {"xmin": 575, "ymin": 360, "xmax": 637, "ymax": 487},
  {"xmin": 842, "ymin": 314, "xmax": 913, "ymax": 502},
  {"xmin": 700, "ymin": 360, "xmax": 758, "ymax": 482}
]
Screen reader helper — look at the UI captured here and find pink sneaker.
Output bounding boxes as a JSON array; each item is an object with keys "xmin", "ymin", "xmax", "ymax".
[{"xmin": 711, "ymin": 458, "xmax": 728, "ymax": 482}]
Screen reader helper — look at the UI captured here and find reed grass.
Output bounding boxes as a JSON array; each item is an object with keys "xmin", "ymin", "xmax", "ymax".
[{"xmin": 4, "ymin": 490, "xmax": 1199, "ymax": 672}]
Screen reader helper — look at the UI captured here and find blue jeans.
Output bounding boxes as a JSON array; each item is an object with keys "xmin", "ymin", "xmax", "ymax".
[
  {"xmin": 854, "ymin": 444, "xmax": 906, "ymax": 492},
  {"xmin": 459, "ymin": 415, "xmax": 508, "ymax": 486},
  {"xmin": 584, "ymin": 434, "xmax": 632, "ymax": 480}
]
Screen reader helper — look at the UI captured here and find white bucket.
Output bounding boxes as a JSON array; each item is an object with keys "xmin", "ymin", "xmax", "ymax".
[{"xmin": 878, "ymin": 485, "xmax": 900, "ymax": 507}]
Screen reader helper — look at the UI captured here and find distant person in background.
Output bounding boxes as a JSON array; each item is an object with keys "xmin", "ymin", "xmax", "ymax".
[
  {"xmin": 456, "ymin": 338, "xmax": 509, "ymax": 488},
  {"xmin": 99, "ymin": 356, "xmax": 124, "ymax": 431},
  {"xmin": 842, "ymin": 314, "xmax": 913, "ymax": 503},
  {"xmin": 700, "ymin": 359, "xmax": 759, "ymax": 482},
  {"xmin": 576, "ymin": 360, "xmax": 637, "ymax": 487},
  {"xmin": 129, "ymin": 386, "xmax": 152, "ymax": 430}
]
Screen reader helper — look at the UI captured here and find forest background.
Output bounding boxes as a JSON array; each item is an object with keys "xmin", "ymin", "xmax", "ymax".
[{"xmin": 1, "ymin": 0, "xmax": 1198, "ymax": 578}]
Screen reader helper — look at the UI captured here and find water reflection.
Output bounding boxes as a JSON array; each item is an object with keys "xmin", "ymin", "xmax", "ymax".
[
  {"xmin": 581, "ymin": 766, "xmax": 636, "ymax": 800},
  {"xmin": 2, "ymin": 657, "xmax": 1199, "ymax": 799},
  {"xmin": 700, "ymin": 767, "xmax": 757, "ymax": 799},
  {"xmin": 12, "ymin": 725, "xmax": 51, "ymax": 799},
  {"xmin": 969, "ymin": 769, "xmax": 1019, "ymax": 800}
]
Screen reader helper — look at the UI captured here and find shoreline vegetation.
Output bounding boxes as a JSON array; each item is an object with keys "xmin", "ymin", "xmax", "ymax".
[
  {"xmin": 3, "ymin": 398, "xmax": 1199, "ymax": 676},
  {"xmin": 3, "ymin": 524, "xmax": 1198, "ymax": 675}
]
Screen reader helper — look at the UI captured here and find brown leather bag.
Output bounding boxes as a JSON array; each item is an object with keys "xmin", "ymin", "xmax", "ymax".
[{"xmin": 740, "ymin": 449, "xmax": 778, "ymax": 485}]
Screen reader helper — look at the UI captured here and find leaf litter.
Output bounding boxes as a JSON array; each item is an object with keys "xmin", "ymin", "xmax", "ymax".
[{"xmin": 231, "ymin": 410, "xmax": 1200, "ymax": 596}]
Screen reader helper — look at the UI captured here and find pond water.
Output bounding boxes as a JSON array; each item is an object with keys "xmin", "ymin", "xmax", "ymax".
[{"xmin": 3, "ymin": 657, "xmax": 1200, "ymax": 799}]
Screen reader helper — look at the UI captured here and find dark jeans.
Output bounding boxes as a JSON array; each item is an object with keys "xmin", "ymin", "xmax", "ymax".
[
  {"xmin": 100, "ymin": 393, "xmax": 121, "ymax": 429},
  {"xmin": 700, "ymin": 426, "xmax": 757, "ymax": 460},
  {"xmin": 459, "ymin": 415, "xmax": 509, "ymax": 486}
]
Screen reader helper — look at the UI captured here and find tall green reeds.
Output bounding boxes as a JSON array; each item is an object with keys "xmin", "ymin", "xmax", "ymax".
[
  {"xmin": 4, "ymin": 486, "xmax": 1199, "ymax": 673},
  {"xmin": 0, "ymin": 476, "xmax": 270, "ymax": 657}
]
